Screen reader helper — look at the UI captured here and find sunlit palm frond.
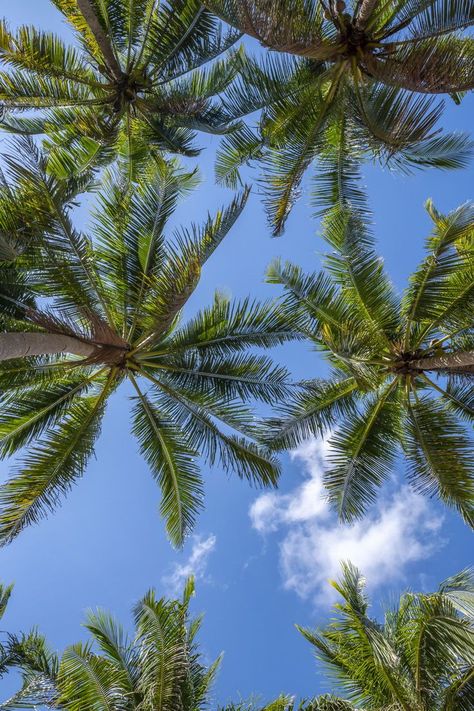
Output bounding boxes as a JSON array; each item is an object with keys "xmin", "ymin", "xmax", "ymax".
[
  {"xmin": 404, "ymin": 394, "xmax": 474, "ymax": 526},
  {"xmin": 0, "ymin": 378, "xmax": 114, "ymax": 545},
  {"xmin": 299, "ymin": 562, "xmax": 474, "ymax": 709}
]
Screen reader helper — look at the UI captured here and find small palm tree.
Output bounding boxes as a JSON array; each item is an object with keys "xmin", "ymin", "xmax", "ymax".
[
  {"xmin": 264, "ymin": 200, "xmax": 474, "ymax": 525},
  {"xmin": 4, "ymin": 569, "xmax": 473, "ymax": 710},
  {"xmin": 299, "ymin": 562, "xmax": 474, "ymax": 710},
  {"xmin": 206, "ymin": 0, "xmax": 474, "ymax": 233},
  {"xmin": 0, "ymin": 580, "xmax": 354, "ymax": 711},
  {"xmin": 220, "ymin": 698, "xmax": 355, "ymax": 710},
  {"xmin": 0, "ymin": 138, "xmax": 297, "ymax": 547},
  {"xmin": 0, "ymin": 582, "xmax": 14, "ymax": 679},
  {"xmin": 0, "ymin": 0, "xmax": 242, "ymax": 178},
  {"xmin": 1, "ymin": 577, "xmax": 222, "ymax": 710}
]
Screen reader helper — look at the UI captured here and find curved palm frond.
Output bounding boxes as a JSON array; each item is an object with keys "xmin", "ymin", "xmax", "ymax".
[{"xmin": 299, "ymin": 562, "xmax": 474, "ymax": 710}]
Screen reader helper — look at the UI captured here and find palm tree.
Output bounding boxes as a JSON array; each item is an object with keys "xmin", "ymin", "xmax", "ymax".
[
  {"xmin": 220, "ymin": 699, "xmax": 355, "ymax": 710},
  {"xmin": 1, "ymin": 576, "xmax": 222, "ymax": 710},
  {"xmin": 0, "ymin": 138, "xmax": 298, "ymax": 547},
  {"xmin": 0, "ymin": 579, "xmax": 356, "ymax": 711},
  {"xmin": 4, "ymin": 568, "xmax": 473, "ymax": 710},
  {"xmin": 264, "ymin": 199, "xmax": 474, "ymax": 525},
  {"xmin": 0, "ymin": 582, "xmax": 14, "ymax": 680},
  {"xmin": 205, "ymin": 0, "xmax": 474, "ymax": 234},
  {"xmin": 0, "ymin": 0, "xmax": 243, "ymax": 178},
  {"xmin": 298, "ymin": 562, "xmax": 474, "ymax": 710}
]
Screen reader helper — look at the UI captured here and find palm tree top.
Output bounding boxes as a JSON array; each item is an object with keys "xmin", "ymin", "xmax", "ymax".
[
  {"xmin": 0, "ymin": 0, "xmax": 243, "ymax": 177},
  {"xmin": 2, "ymin": 567, "xmax": 473, "ymax": 709},
  {"xmin": 299, "ymin": 561, "xmax": 474, "ymax": 710},
  {"xmin": 205, "ymin": 0, "xmax": 474, "ymax": 94},
  {"xmin": 265, "ymin": 200, "xmax": 474, "ymax": 525},
  {"xmin": 1, "ymin": 575, "xmax": 223, "ymax": 710},
  {"xmin": 0, "ymin": 138, "xmax": 299, "ymax": 547},
  {"xmin": 205, "ymin": 0, "xmax": 474, "ymax": 234}
]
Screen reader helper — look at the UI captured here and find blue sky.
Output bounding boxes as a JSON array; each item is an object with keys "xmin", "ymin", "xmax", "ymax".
[{"xmin": 0, "ymin": 1, "xmax": 473, "ymax": 707}]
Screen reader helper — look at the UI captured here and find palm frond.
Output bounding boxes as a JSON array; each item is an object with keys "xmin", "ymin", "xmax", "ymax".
[
  {"xmin": 203, "ymin": 0, "xmax": 327, "ymax": 54},
  {"xmin": 148, "ymin": 380, "xmax": 280, "ymax": 488},
  {"xmin": 323, "ymin": 206, "xmax": 400, "ymax": 345},
  {"xmin": 325, "ymin": 380, "xmax": 402, "ymax": 521},
  {"xmin": 130, "ymin": 375, "xmax": 203, "ymax": 547},
  {"xmin": 215, "ymin": 124, "xmax": 264, "ymax": 189},
  {"xmin": 401, "ymin": 200, "xmax": 474, "ymax": 347},
  {"xmin": 133, "ymin": 589, "xmax": 189, "ymax": 710},
  {"xmin": 136, "ymin": 187, "xmax": 250, "ymax": 344},
  {"xmin": 143, "ymin": 351, "xmax": 292, "ymax": 405},
  {"xmin": 0, "ymin": 379, "xmax": 112, "ymax": 545},
  {"xmin": 162, "ymin": 295, "xmax": 302, "ymax": 357},
  {"xmin": 404, "ymin": 394, "xmax": 474, "ymax": 527}
]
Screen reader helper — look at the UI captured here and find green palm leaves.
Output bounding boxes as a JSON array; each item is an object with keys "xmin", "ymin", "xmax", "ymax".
[
  {"xmin": 0, "ymin": 581, "xmax": 13, "ymax": 679},
  {"xmin": 2, "ymin": 568, "xmax": 473, "ymax": 709},
  {"xmin": 0, "ymin": 141, "xmax": 299, "ymax": 547},
  {"xmin": 299, "ymin": 562, "xmax": 474, "ymax": 710},
  {"xmin": 206, "ymin": 0, "xmax": 474, "ymax": 233},
  {"xmin": 265, "ymin": 201, "xmax": 474, "ymax": 525},
  {"xmin": 0, "ymin": 0, "xmax": 242, "ymax": 178},
  {"xmin": 1, "ymin": 577, "xmax": 221, "ymax": 711}
]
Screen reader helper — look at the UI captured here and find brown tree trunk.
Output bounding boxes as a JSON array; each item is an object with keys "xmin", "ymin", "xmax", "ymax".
[
  {"xmin": 411, "ymin": 350, "xmax": 474, "ymax": 373},
  {"xmin": 0, "ymin": 333, "xmax": 95, "ymax": 361},
  {"xmin": 76, "ymin": 0, "xmax": 123, "ymax": 79},
  {"xmin": 355, "ymin": 0, "xmax": 379, "ymax": 29}
]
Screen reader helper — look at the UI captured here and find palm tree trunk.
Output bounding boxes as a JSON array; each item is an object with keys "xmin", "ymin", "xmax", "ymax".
[
  {"xmin": 76, "ymin": 0, "xmax": 123, "ymax": 80},
  {"xmin": 411, "ymin": 350, "xmax": 474, "ymax": 373},
  {"xmin": 0, "ymin": 333, "xmax": 95, "ymax": 361},
  {"xmin": 355, "ymin": 0, "xmax": 379, "ymax": 28}
]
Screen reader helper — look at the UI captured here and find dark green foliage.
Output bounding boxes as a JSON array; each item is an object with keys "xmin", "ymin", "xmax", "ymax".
[{"xmin": 299, "ymin": 562, "xmax": 474, "ymax": 710}]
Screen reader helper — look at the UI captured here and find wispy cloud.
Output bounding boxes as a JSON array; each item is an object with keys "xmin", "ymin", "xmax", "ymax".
[
  {"xmin": 162, "ymin": 534, "xmax": 217, "ymax": 596},
  {"xmin": 250, "ymin": 439, "xmax": 444, "ymax": 604}
]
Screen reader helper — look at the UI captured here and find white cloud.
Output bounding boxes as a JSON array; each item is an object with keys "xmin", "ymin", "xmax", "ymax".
[
  {"xmin": 249, "ymin": 439, "xmax": 330, "ymax": 533},
  {"xmin": 162, "ymin": 534, "xmax": 217, "ymax": 596},
  {"xmin": 250, "ymin": 439, "xmax": 444, "ymax": 604}
]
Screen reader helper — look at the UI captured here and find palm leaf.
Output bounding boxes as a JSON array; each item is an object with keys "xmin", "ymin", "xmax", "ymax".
[
  {"xmin": 325, "ymin": 380, "xmax": 403, "ymax": 521},
  {"xmin": 130, "ymin": 375, "xmax": 203, "ymax": 547},
  {"xmin": 0, "ymin": 380, "xmax": 112, "ymax": 545},
  {"xmin": 404, "ymin": 395, "xmax": 474, "ymax": 526}
]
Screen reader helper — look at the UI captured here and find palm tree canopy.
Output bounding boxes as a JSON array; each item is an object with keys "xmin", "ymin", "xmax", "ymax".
[
  {"xmin": 3, "ymin": 568, "xmax": 472, "ymax": 710},
  {"xmin": 0, "ymin": 138, "xmax": 299, "ymax": 548},
  {"xmin": 220, "ymin": 699, "xmax": 356, "ymax": 710},
  {"xmin": 264, "ymin": 199, "xmax": 474, "ymax": 525},
  {"xmin": 298, "ymin": 562, "xmax": 474, "ymax": 710},
  {"xmin": 0, "ymin": 581, "xmax": 14, "ymax": 679},
  {"xmin": 0, "ymin": 0, "xmax": 244, "ymax": 178},
  {"xmin": 0, "ymin": 576, "xmax": 223, "ymax": 710},
  {"xmin": 205, "ymin": 0, "xmax": 474, "ymax": 233},
  {"xmin": 0, "ymin": 579, "xmax": 359, "ymax": 711}
]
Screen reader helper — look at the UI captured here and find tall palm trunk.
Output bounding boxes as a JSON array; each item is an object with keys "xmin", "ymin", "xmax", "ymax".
[
  {"xmin": 355, "ymin": 0, "xmax": 379, "ymax": 29},
  {"xmin": 412, "ymin": 349, "xmax": 474, "ymax": 373},
  {"xmin": 0, "ymin": 333, "xmax": 95, "ymax": 361},
  {"xmin": 76, "ymin": 0, "xmax": 123, "ymax": 79}
]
